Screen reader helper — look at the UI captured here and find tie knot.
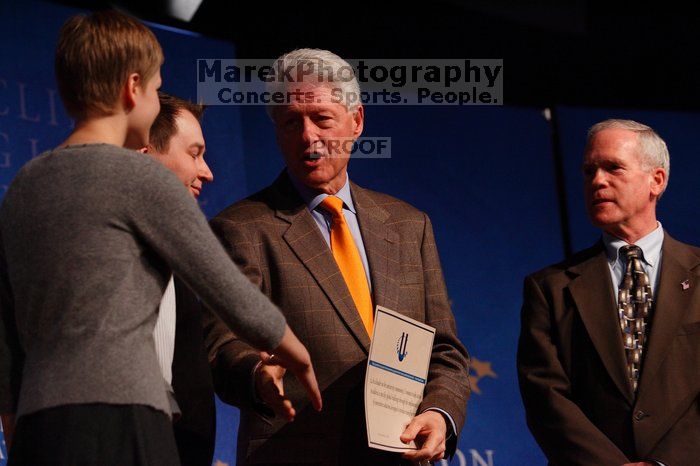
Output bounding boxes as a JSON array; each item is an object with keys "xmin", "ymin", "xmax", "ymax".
[
  {"xmin": 320, "ymin": 196, "xmax": 344, "ymax": 217},
  {"xmin": 621, "ymin": 245, "xmax": 643, "ymax": 261}
]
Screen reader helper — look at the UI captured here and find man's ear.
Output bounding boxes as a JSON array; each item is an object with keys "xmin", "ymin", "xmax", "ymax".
[
  {"xmin": 122, "ymin": 72, "xmax": 141, "ymax": 111},
  {"xmin": 138, "ymin": 145, "xmax": 149, "ymax": 154},
  {"xmin": 352, "ymin": 104, "xmax": 364, "ymax": 139},
  {"xmin": 650, "ymin": 167, "xmax": 667, "ymax": 197}
]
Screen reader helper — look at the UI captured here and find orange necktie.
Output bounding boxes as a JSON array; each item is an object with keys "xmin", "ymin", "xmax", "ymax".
[{"xmin": 320, "ymin": 196, "xmax": 374, "ymax": 336}]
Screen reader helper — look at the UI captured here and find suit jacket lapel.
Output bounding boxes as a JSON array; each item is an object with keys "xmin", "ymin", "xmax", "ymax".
[
  {"xmin": 350, "ymin": 183, "xmax": 401, "ymax": 314},
  {"xmin": 567, "ymin": 244, "xmax": 634, "ymax": 404},
  {"xmin": 637, "ymin": 233, "xmax": 699, "ymax": 397},
  {"xmin": 272, "ymin": 173, "xmax": 372, "ymax": 352}
]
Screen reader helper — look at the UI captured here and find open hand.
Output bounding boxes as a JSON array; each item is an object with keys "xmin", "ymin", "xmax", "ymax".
[{"xmin": 400, "ymin": 410, "xmax": 447, "ymax": 463}]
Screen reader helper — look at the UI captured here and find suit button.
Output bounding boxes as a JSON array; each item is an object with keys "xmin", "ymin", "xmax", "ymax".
[{"xmin": 634, "ymin": 410, "xmax": 647, "ymax": 421}]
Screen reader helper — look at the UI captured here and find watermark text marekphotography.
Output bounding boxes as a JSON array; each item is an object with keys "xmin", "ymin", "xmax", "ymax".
[{"xmin": 197, "ymin": 59, "xmax": 503, "ymax": 106}]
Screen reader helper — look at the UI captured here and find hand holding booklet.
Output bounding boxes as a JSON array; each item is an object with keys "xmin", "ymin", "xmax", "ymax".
[{"xmin": 364, "ymin": 306, "xmax": 436, "ymax": 452}]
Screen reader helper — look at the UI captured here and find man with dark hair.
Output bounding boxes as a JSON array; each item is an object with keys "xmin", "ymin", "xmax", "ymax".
[
  {"xmin": 143, "ymin": 92, "xmax": 215, "ymax": 466},
  {"xmin": 146, "ymin": 92, "xmax": 212, "ymax": 198}
]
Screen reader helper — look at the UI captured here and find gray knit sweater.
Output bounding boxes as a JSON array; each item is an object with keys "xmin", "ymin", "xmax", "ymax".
[{"xmin": 0, "ymin": 144, "xmax": 286, "ymax": 418}]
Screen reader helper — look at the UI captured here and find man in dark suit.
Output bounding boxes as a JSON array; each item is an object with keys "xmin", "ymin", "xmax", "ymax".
[
  {"xmin": 518, "ymin": 119, "xmax": 700, "ymax": 466},
  {"xmin": 203, "ymin": 48, "xmax": 470, "ymax": 466},
  {"xmin": 144, "ymin": 92, "xmax": 216, "ymax": 466}
]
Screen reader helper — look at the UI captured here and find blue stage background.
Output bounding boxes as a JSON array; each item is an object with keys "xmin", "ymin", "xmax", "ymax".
[{"xmin": 2, "ymin": 2, "xmax": 699, "ymax": 465}]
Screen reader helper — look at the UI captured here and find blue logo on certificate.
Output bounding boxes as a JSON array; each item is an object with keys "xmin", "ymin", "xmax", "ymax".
[{"xmin": 396, "ymin": 332, "xmax": 409, "ymax": 362}]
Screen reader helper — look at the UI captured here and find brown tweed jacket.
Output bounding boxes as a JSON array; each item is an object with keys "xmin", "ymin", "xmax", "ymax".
[{"xmin": 203, "ymin": 171, "xmax": 470, "ymax": 466}]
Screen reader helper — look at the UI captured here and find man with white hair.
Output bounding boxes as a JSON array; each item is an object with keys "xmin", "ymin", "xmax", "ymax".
[
  {"xmin": 518, "ymin": 119, "xmax": 700, "ymax": 465},
  {"xmin": 203, "ymin": 48, "xmax": 470, "ymax": 465}
]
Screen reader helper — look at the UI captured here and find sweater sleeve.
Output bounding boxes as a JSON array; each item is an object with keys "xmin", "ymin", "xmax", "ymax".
[{"xmin": 123, "ymin": 155, "xmax": 286, "ymax": 352}]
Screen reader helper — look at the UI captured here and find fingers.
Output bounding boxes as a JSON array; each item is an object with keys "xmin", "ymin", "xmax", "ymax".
[
  {"xmin": 261, "ymin": 387, "xmax": 295, "ymax": 421},
  {"xmin": 400, "ymin": 416, "xmax": 423, "ymax": 444},
  {"xmin": 400, "ymin": 412, "xmax": 447, "ymax": 461},
  {"xmin": 271, "ymin": 326, "xmax": 323, "ymax": 412},
  {"xmin": 255, "ymin": 363, "xmax": 295, "ymax": 421},
  {"xmin": 402, "ymin": 437, "xmax": 446, "ymax": 462},
  {"xmin": 294, "ymin": 360, "xmax": 323, "ymax": 412},
  {"xmin": 402, "ymin": 432, "xmax": 445, "ymax": 462}
]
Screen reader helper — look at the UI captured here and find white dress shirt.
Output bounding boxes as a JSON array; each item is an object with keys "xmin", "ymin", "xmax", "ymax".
[{"xmin": 153, "ymin": 275, "xmax": 176, "ymax": 385}]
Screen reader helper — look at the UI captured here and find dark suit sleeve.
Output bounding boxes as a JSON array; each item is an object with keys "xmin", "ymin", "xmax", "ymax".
[
  {"xmin": 517, "ymin": 275, "xmax": 630, "ymax": 465},
  {"xmin": 0, "ymin": 229, "xmax": 23, "ymax": 414},
  {"xmin": 201, "ymin": 217, "xmax": 264, "ymax": 409},
  {"xmin": 416, "ymin": 214, "xmax": 470, "ymax": 453},
  {"xmin": 171, "ymin": 279, "xmax": 216, "ymax": 466}
]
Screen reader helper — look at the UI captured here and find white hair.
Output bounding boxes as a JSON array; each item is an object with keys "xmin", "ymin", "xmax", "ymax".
[
  {"xmin": 586, "ymin": 118, "xmax": 670, "ymax": 194},
  {"xmin": 266, "ymin": 48, "xmax": 361, "ymax": 117}
]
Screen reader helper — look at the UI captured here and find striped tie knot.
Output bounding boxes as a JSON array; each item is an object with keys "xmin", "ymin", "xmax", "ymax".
[{"xmin": 621, "ymin": 245, "xmax": 642, "ymax": 261}]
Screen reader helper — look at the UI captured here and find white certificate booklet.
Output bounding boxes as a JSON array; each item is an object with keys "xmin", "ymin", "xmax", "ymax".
[{"xmin": 365, "ymin": 305, "xmax": 436, "ymax": 452}]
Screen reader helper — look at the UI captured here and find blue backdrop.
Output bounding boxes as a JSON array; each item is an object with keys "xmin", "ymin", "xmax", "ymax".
[{"xmin": 2, "ymin": 2, "xmax": 699, "ymax": 465}]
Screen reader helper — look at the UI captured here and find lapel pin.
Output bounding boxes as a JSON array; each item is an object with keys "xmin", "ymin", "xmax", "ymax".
[{"xmin": 681, "ymin": 279, "xmax": 691, "ymax": 291}]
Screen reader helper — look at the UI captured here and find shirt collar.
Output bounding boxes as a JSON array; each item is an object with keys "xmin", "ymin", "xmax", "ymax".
[
  {"xmin": 288, "ymin": 171, "xmax": 356, "ymax": 214},
  {"xmin": 603, "ymin": 222, "xmax": 664, "ymax": 267}
]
